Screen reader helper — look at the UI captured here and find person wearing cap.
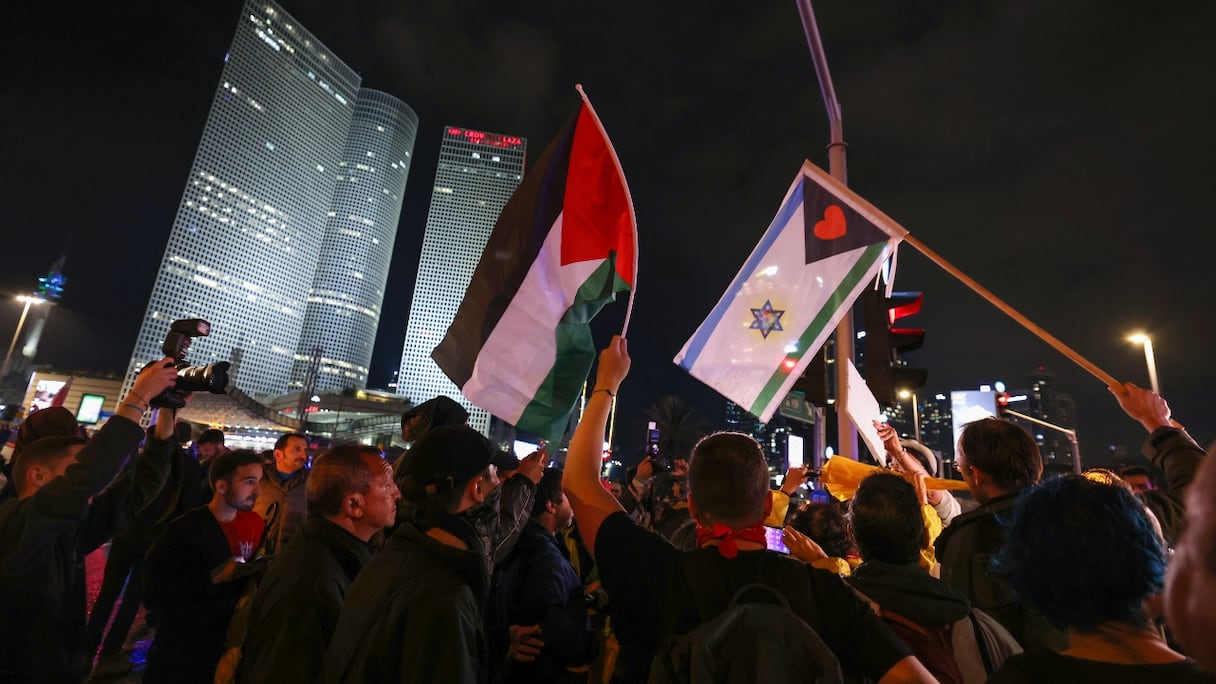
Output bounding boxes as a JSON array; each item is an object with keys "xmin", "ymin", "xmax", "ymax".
[
  {"xmin": 322, "ymin": 426, "xmax": 527, "ymax": 683},
  {"xmin": 398, "ymin": 395, "xmax": 470, "ymax": 446},
  {"xmin": 391, "ymin": 397, "xmax": 544, "ymax": 568}
]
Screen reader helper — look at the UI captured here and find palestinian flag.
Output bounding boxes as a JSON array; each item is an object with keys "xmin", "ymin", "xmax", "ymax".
[
  {"xmin": 674, "ymin": 161, "xmax": 905, "ymax": 422},
  {"xmin": 432, "ymin": 89, "xmax": 637, "ymax": 443}
]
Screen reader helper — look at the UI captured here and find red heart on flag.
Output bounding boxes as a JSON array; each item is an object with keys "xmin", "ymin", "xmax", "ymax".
[{"xmin": 813, "ymin": 205, "xmax": 847, "ymax": 240}]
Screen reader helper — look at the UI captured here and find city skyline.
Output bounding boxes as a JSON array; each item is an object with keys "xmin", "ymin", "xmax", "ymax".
[
  {"xmin": 119, "ymin": 0, "xmax": 415, "ymax": 399},
  {"xmin": 5, "ymin": 1, "xmax": 1214, "ymax": 462}
]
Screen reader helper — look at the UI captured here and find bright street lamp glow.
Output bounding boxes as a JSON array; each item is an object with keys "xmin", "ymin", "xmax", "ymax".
[
  {"xmin": 15, "ymin": 295, "xmax": 46, "ymax": 305},
  {"xmin": 1127, "ymin": 332, "xmax": 1149, "ymax": 344},
  {"xmin": 898, "ymin": 389, "xmax": 912, "ymax": 399}
]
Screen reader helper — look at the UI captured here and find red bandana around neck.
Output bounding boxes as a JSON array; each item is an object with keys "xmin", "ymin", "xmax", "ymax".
[{"xmin": 695, "ymin": 522, "xmax": 768, "ymax": 558}]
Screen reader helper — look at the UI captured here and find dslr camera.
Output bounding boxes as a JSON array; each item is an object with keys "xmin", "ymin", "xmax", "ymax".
[
  {"xmin": 646, "ymin": 421, "xmax": 673, "ymax": 472},
  {"xmin": 147, "ymin": 318, "xmax": 230, "ymax": 409}
]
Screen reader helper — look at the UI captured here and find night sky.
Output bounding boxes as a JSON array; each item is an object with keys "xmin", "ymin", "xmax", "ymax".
[{"xmin": 5, "ymin": 1, "xmax": 1215, "ymax": 463}]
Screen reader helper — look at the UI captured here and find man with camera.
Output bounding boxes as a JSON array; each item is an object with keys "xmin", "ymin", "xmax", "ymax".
[
  {"xmin": 0, "ymin": 358, "xmax": 180, "ymax": 683},
  {"xmin": 562, "ymin": 337, "xmax": 933, "ymax": 683}
]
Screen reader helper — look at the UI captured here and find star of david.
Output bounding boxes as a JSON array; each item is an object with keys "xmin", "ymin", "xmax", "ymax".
[{"xmin": 749, "ymin": 300, "xmax": 785, "ymax": 339}]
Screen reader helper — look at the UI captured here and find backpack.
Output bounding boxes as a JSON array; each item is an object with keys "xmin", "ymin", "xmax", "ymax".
[
  {"xmin": 879, "ymin": 607, "xmax": 1022, "ymax": 684},
  {"xmin": 648, "ymin": 554, "xmax": 843, "ymax": 684}
]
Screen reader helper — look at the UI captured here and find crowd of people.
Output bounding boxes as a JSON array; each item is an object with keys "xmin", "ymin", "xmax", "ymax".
[{"xmin": 0, "ymin": 340, "xmax": 1213, "ymax": 683}]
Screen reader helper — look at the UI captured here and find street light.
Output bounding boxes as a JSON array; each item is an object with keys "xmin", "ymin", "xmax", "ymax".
[
  {"xmin": 1, "ymin": 295, "xmax": 47, "ymax": 378},
  {"xmin": 898, "ymin": 388, "xmax": 921, "ymax": 442},
  {"xmin": 1127, "ymin": 332, "xmax": 1160, "ymax": 395}
]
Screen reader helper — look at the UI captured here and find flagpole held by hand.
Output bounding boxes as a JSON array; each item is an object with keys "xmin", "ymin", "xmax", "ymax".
[{"xmin": 899, "ymin": 232, "xmax": 1119, "ymax": 388}]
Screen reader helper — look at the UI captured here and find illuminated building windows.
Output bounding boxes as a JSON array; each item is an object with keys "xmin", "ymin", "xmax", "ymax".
[
  {"xmin": 125, "ymin": 0, "xmax": 406, "ymax": 401},
  {"xmin": 396, "ymin": 126, "xmax": 526, "ymax": 434}
]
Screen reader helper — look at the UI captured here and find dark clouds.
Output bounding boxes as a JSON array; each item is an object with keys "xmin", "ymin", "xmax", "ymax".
[{"xmin": 3, "ymin": 0, "xmax": 1213, "ymax": 459}]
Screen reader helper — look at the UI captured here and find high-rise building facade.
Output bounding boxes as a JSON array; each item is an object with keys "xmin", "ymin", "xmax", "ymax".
[
  {"xmin": 291, "ymin": 90, "xmax": 418, "ymax": 392},
  {"xmin": 396, "ymin": 126, "xmax": 526, "ymax": 433},
  {"xmin": 125, "ymin": 0, "xmax": 412, "ymax": 400}
]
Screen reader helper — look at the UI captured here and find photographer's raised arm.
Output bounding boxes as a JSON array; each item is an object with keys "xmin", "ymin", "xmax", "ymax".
[
  {"xmin": 29, "ymin": 359, "xmax": 178, "ymax": 520},
  {"xmin": 563, "ymin": 336, "xmax": 630, "ymax": 561}
]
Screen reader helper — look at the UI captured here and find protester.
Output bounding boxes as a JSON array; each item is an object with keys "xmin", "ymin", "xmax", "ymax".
[
  {"xmin": 848, "ymin": 472, "xmax": 1021, "ymax": 683},
  {"xmin": 934, "ymin": 417, "xmax": 1065, "ymax": 652},
  {"xmin": 0, "ymin": 405, "xmax": 82, "ymax": 502},
  {"xmin": 786, "ymin": 501, "xmax": 860, "ymax": 575},
  {"xmin": 196, "ymin": 427, "xmax": 227, "ymax": 462},
  {"xmin": 876, "ymin": 420, "xmax": 962, "ymax": 525},
  {"xmin": 0, "ymin": 359, "xmax": 179, "ymax": 682},
  {"xmin": 399, "ymin": 395, "xmax": 469, "ymax": 445},
  {"xmin": 1119, "ymin": 465, "xmax": 1157, "ymax": 494},
  {"xmin": 321, "ymin": 426, "xmax": 530, "ymax": 683},
  {"xmin": 1109, "ymin": 381, "xmax": 1204, "ymax": 546},
  {"xmin": 562, "ymin": 337, "xmax": 932, "ymax": 683},
  {"xmin": 143, "ymin": 449, "xmax": 268, "ymax": 684},
  {"xmin": 499, "ymin": 468, "xmax": 595, "ymax": 683},
  {"xmin": 1165, "ymin": 440, "xmax": 1216, "ymax": 672},
  {"xmin": 253, "ymin": 432, "xmax": 310, "ymax": 554},
  {"xmin": 989, "ymin": 475, "xmax": 1213, "ymax": 682},
  {"xmin": 240, "ymin": 445, "xmax": 400, "ymax": 683},
  {"xmin": 1104, "ymin": 382, "xmax": 1216, "ymax": 671},
  {"xmin": 86, "ymin": 421, "xmax": 210, "ymax": 677}
]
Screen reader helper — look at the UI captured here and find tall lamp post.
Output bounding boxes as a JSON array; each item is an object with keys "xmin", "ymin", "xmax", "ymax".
[
  {"xmin": 1127, "ymin": 333, "xmax": 1160, "ymax": 395},
  {"xmin": 898, "ymin": 389, "xmax": 921, "ymax": 442},
  {"xmin": 2, "ymin": 295, "xmax": 47, "ymax": 378}
]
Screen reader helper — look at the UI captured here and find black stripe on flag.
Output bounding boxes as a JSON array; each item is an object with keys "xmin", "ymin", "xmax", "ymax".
[{"xmin": 432, "ymin": 112, "xmax": 579, "ymax": 388}]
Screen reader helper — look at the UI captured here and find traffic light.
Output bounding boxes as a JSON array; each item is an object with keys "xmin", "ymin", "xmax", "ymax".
[
  {"xmin": 995, "ymin": 391, "xmax": 1010, "ymax": 416},
  {"xmin": 861, "ymin": 286, "xmax": 927, "ymax": 403}
]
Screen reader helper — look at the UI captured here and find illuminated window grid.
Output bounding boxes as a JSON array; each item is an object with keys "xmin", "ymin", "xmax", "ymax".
[
  {"xmin": 124, "ymin": 0, "xmax": 361, "ymax": 399},
  {"xmin": 291, "ymin": 89, "xmax": 418, "ymax": 392},
  {"xmin": 397, "ymin": 126, "xmax": 527, "ymax": 434}
]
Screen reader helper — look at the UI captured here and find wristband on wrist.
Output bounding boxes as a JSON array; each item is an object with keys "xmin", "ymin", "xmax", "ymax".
[
  {"xmin": 120, "ymin": 402, "xmax": 147, "ymax": 414},
  {"xmin": 591, "ymin": 388, "xmax": 616, "ymax": 398}
]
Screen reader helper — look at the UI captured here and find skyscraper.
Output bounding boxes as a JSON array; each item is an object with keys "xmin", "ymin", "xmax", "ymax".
[
  {"xmin": 124, "ymin": 0, "xmax": 413, "ymax": 399},
  {"xmin": 291, "ymin": 90, "xmax": 418, "ymax": 392},
  {"xmin": 397, "ymin": 126, "xmax": 527, "ymax": 433}
]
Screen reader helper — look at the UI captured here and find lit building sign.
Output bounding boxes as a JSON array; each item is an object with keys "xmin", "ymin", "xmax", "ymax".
[{"xmin": 445, "ymin": 127, "xmax": 524, "ymax": 148}]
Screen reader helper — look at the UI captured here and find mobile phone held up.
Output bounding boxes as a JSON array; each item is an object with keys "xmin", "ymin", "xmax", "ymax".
[{"xmin": 646, "ymin": 421, "xmax": 673, "ymax": 472}]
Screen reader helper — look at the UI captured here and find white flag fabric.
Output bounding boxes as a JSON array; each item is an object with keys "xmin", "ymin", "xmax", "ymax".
[{"xmin": 675, "ymin": 162, "xmax": 906, "ymax": 422}]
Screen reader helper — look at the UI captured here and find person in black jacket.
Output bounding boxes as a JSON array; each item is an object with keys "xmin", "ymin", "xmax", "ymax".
[
  {"xmin": 0, "ymin": 359, "xmax": 179, "ymax": 683},
  {"xmin": 934, "ymin": 417, "xmax": 1066, "ymax": 653},
  {"xmin": 322, "ymin": 426, "xmax": 538, "ymax": 684},
  {"xmin": 240, "ymin": 445, "xmax": 400, "ymax": 683},
  {"xmin": 499, "ymin": 468, "xmax": 595, "ymax": 683},
  {"xmin": 143, "ymin": 449, "xmax": 268, "ymax": 684}
]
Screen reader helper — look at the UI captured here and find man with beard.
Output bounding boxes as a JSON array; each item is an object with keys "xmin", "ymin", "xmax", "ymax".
[
  {"xmin": 143, "ymin": 449, "xmax": 267, "ymax": 684},
  {"xmin": 254, "ymin": 433, "xmax": 309, "ymax": 554}
]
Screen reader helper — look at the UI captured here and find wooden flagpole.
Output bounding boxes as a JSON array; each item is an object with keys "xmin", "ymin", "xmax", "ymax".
[{"xmin": 900, "ymin": 232, "xmax": 1120, "ymax": 388}]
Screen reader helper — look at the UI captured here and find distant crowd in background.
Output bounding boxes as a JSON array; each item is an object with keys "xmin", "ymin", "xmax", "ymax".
[{"xmin": 0, "ymin": 341, "xmax": 1214, "ymax": 683}]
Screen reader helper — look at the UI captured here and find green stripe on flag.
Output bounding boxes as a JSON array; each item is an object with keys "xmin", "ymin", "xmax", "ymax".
[
  {"xmin": 749, "ymin": 242, "xmax": 888, "ymax": 416},
  {"xmin": 516, "ymin": 258, "xmax": 631, "ymax": 442}
]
